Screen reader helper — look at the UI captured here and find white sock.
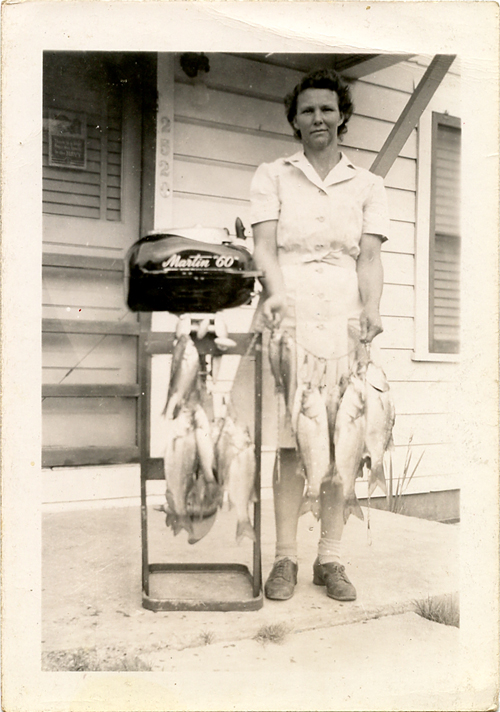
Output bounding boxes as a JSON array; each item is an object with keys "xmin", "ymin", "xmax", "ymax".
[
  {"xmin": 318, "ymin": 537, "xmax": 341, "ymax": 565},
  {"xmin": 275, "ymin": 542, "xmax": 298, "ymax": 564}
]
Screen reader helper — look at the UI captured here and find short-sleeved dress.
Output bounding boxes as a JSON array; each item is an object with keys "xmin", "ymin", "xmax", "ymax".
[{"xmin": 250, "ymin": 151, "xmax": 390, "ymax": 447}]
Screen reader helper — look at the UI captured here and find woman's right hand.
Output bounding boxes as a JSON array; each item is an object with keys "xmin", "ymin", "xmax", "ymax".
[{"xmin": 262, "ymin": 293, "xmax": 287, "ymax": 329}]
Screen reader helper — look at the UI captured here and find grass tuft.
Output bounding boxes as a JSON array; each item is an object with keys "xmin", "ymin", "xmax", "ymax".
[
  {"xmin": 387, "ymin": 436, "xmax": 425, "ymax": 514},
  {"xmin": 254, "ymin": 622, "xmax": 290, "ymax": 645},
  {"xmin": 415, "ymin": 593, "xmax": 459, "ymax": 628},
  {"xmin": 198, "ymin": 629, "xmax": 216, "ymax": 646},
  {"xmin": 42, "ymin": 647, "xmax": 152, "ymax": 672}
]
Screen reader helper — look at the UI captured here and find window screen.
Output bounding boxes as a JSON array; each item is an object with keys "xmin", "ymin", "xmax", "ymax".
[{"xmin": 429, "ymin": 113, "xmax": 461, "ymax": 354}]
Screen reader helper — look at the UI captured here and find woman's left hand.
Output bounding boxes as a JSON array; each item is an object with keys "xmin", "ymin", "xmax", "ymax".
[{"xmin": 359, "ymin": 305, "xmax": 383, "ymax": 343}]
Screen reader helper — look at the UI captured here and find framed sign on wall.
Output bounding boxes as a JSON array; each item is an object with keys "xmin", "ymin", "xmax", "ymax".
[{"xmin": 48, "ymin": 109, "xmax": 87, "ymax": 169}]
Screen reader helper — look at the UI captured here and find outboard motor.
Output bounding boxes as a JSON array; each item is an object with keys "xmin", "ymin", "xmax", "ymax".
[{"xmin": 126, "ymin": 223, "xmax": 259, "ymax": 313}]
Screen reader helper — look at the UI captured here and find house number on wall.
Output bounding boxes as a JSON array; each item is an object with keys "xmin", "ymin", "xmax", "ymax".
[
  {"xmin": 158, "ymin": 115, "xmax": 172, "ymax": 200},
  {"xmin": 160, "ymin": 183, "xmax": 171, "ymax": 198}
]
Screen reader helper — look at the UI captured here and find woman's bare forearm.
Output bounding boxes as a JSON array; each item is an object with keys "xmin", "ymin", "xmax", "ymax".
[
  {"xmin": 252, "ymin": 220, "xmax": 287, "ymax": 326},
  {"xmin": 357, "ymin": 233, "xmax": 384, "ymax": 342}
]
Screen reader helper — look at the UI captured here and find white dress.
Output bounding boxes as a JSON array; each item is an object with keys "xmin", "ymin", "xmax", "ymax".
[{"xmin": 250, "ymin": 151, "xmax": 390, "ymax": 446}]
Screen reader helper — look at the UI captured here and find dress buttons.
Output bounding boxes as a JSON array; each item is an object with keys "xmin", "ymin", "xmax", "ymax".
[
  {"xmin": 314, "ymin": 244, "xmax": 324, "ymax": 251},
  {"xmin": 316, "ymin": 266, "xmax": 323, "ymax": 273},
  {"xmin": 317, "ymin": 323, "xmax": 325, "ymax": 330},
  {"xmin": 317, "ymin": 216, "xmax": 325, "ymax": 222}
]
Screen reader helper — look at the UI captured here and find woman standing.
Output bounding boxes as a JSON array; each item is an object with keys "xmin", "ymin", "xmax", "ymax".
[{"xmin": 251, "ymin": 69, "xmax": 390, "ymax": 602}]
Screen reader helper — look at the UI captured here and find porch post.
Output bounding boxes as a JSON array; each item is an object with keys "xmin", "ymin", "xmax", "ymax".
[
  {"xmin": 154, "ymin": 53, "xmax": 175, "ymax": 230},
  {"xmin": 370, "ymin": 55, "xmax": 456, "ymax": 178}
]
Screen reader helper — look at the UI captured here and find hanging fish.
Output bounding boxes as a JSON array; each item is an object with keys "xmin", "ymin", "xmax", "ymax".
[
  {"xmin": 325, "ymin": 382, "xmax": 342, "ymax": 460},
  {"xmin": 363, "ymin": 362, "xmax": 395, "ymax": 496},
  {"xmin": 193, "ymin": 404, "xmax": 217, "ymax": 483},
  {"xmin": 332, "ymin": 374, "xmax": 366, "ymax": 524},
  {"xmin": 269, "ymin": 328, "xmax": 283, "ymax": 389},
  {"xmin": 279, "ymin": 331, "xmax": 297, "ymax": 415},
  {"xmin": 163, "ymin": 335, "xmax": 200, "ymax": 419},
  {"xmin": 163, "ymin": 408, "xmax": 198, "ymax": 537},
  {"xmin": 296, "ymin": 386, "xmax": 330, "ymax": 520},
  {"xmin": 227, "ymin": 440, "xmax": 257, "ymax": 544},
  {"xmin": 215, "ymin": 415, "xmax": 257, "ymax": 542}
]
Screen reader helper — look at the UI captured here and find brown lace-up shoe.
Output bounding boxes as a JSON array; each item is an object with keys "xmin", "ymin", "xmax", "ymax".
[
  {"xmin": 264, "ymin": 558, "xmax": 298, "ymax": 600},
  {"xmin": 313, "ymin": 558, "xmax": 357, "ymax": 601}
]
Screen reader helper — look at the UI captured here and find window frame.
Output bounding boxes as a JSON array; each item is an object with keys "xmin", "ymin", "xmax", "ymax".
[{"xmin": 414, "ymin": 109, "xmax": 462, "ymax": 363}]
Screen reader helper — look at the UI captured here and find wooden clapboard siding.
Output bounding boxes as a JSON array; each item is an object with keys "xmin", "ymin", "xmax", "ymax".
[
  {"xmin": 350, "ymin": 79, "xmax": 416, "ymax": 123},
  {"xmin": 379, "ymin": 349, "xmax": 458, "ymax": 382},
  {"xmin": 343, "ymin": 150, "xmax": 416, "ymax": 191},
  {"xmin": 42, "ymin": 332, "xmax": 137, "ymax": 384},
  {"xmin": 381, "ymin": 252, "xmax": 414, "ymax": 286},
  {"xmin": 380, "ymin": 284, "xmax": 414, "ymax": 318},
  {"xmin": 42, "ymin": 266, "xmax": 132, "ymax": 322},
  {"xmin": 376, "ymin": 316, "xmax": 414, "ymax": 350},
  {"xmin": 390, "ymin": 379, "xmax": 458, "ymax": 415},
  {"xmin": 43, "ymin": 396, "xmax": 137, "ymax": 448},
  {"xmin": 393, "ymin": 411, "xmax": 459, "ymax": 446},
  {"xmin": 359, "ymin": 59, "xmax": 427, "ymax": 94},
  {"xmin": 172, "ymin": 193, "xmax": 251, "ymax": 234},
  {"xmin": 383, "ymin": 221, "xmax": 415, "ymax": 255}
]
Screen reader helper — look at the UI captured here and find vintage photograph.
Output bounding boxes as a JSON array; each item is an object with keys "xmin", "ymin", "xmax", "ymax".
[
  {"xmin": 42, "ymin": 44, "xmax": 461, "ymax": 665},
  {"xmin": 2, "ymin": 3, "xmax": 499, "ymax": 711}
]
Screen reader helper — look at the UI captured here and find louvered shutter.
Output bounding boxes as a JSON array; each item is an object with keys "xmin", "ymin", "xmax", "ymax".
[
  {"xmin": 42, "ymin": 55, "xmax": 122, "ymax": 222},
  {"xmin": 429, "ymin": 114, "xmax": 461, "ymax": 354}
]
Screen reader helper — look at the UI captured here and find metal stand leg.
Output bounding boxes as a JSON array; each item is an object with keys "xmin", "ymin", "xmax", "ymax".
[{"xmin": 253, "ymin": 332, "xmax": 263, "ymax": 598}]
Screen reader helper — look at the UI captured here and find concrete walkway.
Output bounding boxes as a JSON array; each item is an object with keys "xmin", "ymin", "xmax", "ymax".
[
  {"xmin": 41, "ymin": 499, "xmax": 469, "ymax": 708},
  {"xmin": 43, "ymin": 498, "xmax": 458, "ymax": 655}
]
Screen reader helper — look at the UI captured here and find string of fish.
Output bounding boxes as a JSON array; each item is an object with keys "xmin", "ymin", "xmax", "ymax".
[{"xmin": 269, "ymin": 328, "xmax": 395, "ymax": 527}]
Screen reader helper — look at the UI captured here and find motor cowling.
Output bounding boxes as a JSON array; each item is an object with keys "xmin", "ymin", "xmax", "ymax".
[{"xmin": 126, "ymin": 230, "xmax": 259, "ymax": 313}]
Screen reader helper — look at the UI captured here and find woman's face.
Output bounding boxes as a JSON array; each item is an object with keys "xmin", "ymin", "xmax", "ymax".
[{"xmin": 293, "ymin": 88, "xmax": 344, "ymax": 151}]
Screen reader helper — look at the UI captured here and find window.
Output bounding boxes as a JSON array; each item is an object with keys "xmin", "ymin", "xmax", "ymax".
[{"xmin": 428, "ymin": 113, "xmax": 461, "ymax": 354}]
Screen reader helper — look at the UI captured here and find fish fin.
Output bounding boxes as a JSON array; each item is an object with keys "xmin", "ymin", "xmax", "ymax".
[
  {"xmin": 299, "ymin": 495, "xmax": 321, "ymax": 520},
  {"xmin": 154, "ymin": 504, "xmax": 169, "ymax": 513},
  {"xmin": 343, "ymin": 494, "xmax": 364, "ymax": 524},
  {"xmin": 165, "ymin": 491, "xmax": 176, "ymax": 514},
  {"xmin": 236, "ymin": 520, "xmax": 256, "ymax": 544},
  {"xmin": 163, "ymin": 394, "xmax": 179, "ymax": 420},
  {"xmin": 368, "ymin": 463, "xmax": 387, "ymax": 496},
  {"xmin": 366, "ymin": 362, "xmax": 390, "ymax": 392}
]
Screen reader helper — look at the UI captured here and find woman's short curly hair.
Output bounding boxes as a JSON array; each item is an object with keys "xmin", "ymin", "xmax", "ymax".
[{"xmin": 284, "ymin": 68, "xmax": 354, "ymax": 140}]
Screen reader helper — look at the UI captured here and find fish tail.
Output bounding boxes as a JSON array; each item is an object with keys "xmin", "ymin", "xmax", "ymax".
[
  {"xmin": 368, "ymin": 463, "xmax": 387, "ymax": 496},
  {"xmin": 165, "ymin": 512, "xmax": 193, "ymax": 537},
  {"xmin": 343, "ymin": 493, "xmax": 364, "ymax": 524},
  {"xmin": 299, "ymin": 494, "xmax": 321, "ymax": 520},
  {"xmin": 236, "ymin": 519, "xmax": 256, "ymax": 544}
]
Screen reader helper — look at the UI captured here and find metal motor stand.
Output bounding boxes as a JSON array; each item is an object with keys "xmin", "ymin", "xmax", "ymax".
[{"xmin": 138, "ymin": 313, "xmax": 263, "ymax": 611}]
